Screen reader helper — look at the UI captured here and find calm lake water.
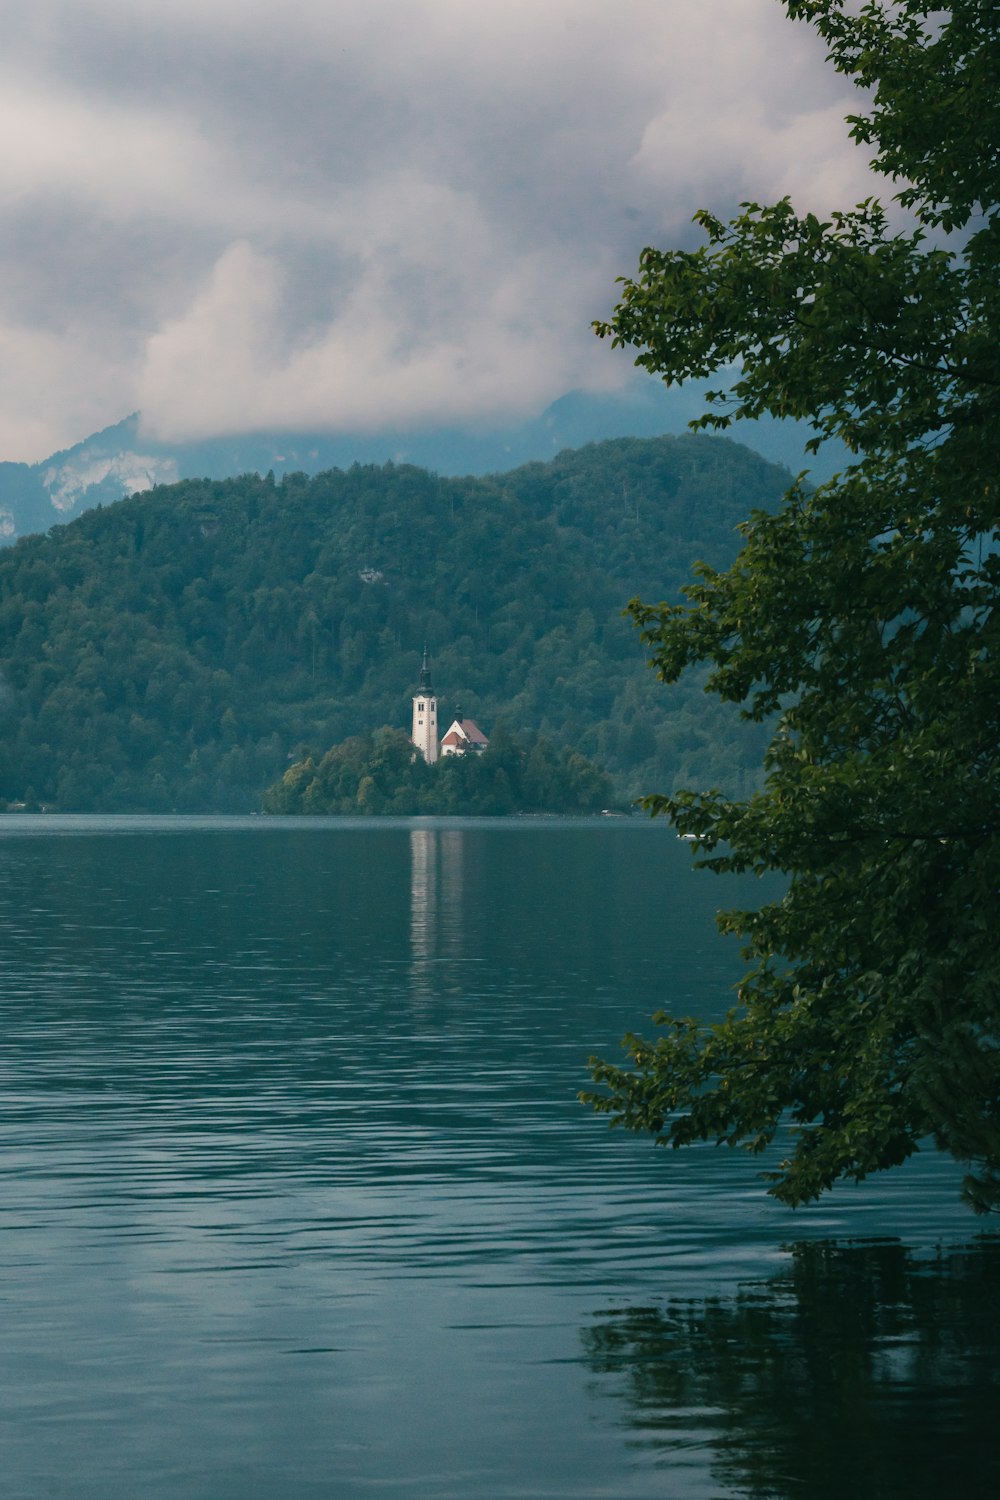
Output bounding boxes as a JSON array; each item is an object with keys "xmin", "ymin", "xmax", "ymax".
[{"xmin": 0, "ymin": 816, "xmax": 996, "ymax": 1499}]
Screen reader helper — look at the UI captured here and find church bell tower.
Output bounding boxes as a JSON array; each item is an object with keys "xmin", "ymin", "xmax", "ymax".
[{"xmin": 411, "ymin": 647, "xmax": 438, "ymax": 763}]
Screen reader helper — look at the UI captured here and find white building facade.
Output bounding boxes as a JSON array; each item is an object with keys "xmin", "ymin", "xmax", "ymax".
[
  {"xmin": 411, "ymin": 653, "xmax": 489, "ymax": 763},
  {"xmin": 440, "ymin": 711, "xmax": 489, "ymax": 756}
]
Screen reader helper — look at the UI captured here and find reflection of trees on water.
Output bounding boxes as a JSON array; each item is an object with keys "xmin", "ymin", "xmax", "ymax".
[{"xmin": 582, "ymin": 1240, "xmax": 1000, "ymax": 1500}]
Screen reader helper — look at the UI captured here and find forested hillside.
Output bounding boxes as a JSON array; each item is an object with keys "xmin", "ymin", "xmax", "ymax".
[
  {"xmin": 0, "ymin": 433, "xmax": 785, "ymax": 812},
  {"xmin": 0, "ymin": 383, "xmax": 843, "ymax": 546}
]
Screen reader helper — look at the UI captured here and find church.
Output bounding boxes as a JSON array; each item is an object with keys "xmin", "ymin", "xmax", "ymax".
[{"xmin": 411, "ymin": 649, "xmax": 489, "ymax": 764}]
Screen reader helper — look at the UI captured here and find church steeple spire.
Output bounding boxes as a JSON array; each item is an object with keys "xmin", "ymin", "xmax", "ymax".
[
  {"xmin": 411, "ymin": 646, "xmax": 438, "ymax": 763},
  {"xmin": 417, "ymin": 645, "xmax": 434, "ymax": 695}
]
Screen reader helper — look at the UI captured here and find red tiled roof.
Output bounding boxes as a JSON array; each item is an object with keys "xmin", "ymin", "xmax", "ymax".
[{"xmin": 441, "ymin": 718, "xmax": 489, "ymax": 750}]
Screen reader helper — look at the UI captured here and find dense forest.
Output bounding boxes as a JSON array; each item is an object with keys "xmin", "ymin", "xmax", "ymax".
[{"xmin": 0, "ymin": 433, "xmax": 786, "ymax": 812}]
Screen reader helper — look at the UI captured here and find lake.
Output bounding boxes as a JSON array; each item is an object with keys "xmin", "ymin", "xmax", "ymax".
[{"xmin": 0, "ymin": 816, "xmax": 996, "ymax": 1498}]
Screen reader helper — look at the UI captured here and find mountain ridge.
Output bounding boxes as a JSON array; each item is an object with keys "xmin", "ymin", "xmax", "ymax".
[{"xmin": 0, "ymin": 378, "xmax": 844, "ymax": 544}]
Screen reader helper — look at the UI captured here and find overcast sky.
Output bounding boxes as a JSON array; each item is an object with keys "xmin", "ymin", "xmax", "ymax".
[{"xmin": 0, "ymin": 0, "xmax": 878, "ymax": 462}]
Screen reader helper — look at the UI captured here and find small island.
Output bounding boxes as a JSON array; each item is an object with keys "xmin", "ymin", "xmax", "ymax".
[{"xmin": 264, "ymin": 652, "xmax": 614, "ymax": 816}]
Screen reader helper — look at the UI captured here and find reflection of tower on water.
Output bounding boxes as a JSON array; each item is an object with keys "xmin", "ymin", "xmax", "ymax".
[
  {"xmin": 409, "ymin": 827, "xmax": 466, "ymax": 1001},
  {"xmin": 410, "ymin": 827, "xmax": 438, "ymax": 1004}
]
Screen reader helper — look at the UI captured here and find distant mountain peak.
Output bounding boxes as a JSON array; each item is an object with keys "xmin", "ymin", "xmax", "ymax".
[
  {"xmin": 0, "ymin": 381, "xmax": 845, "ymax": 545},
  {"xmin": 42, "ymin": 450, "xmax": 179, "ymax": 513}
]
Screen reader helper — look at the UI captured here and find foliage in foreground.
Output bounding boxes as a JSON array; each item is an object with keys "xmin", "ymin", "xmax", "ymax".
[
  {"xmin": 263, "ymin": 725, "xmax": 614, "ymax": 816},
  {"xmin": 584, "ymin": 0, "xmax": 1000, "ymax": 1211}
]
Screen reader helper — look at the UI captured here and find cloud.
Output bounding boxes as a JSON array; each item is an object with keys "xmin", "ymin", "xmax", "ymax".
[
  {"xmin": 137, "ymin": 202, "xmax": 608, "ymax": 440},
  {"xmin": 0, "ymin": 0, "xmax": 879, "ymax": 459},
  {"xmin": 0, "ymin": 315, "xmax": 133, "ymax": 460}
]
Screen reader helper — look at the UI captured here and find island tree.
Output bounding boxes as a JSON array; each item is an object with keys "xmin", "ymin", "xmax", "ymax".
[
  {"xmin": 263, "ymin": 725, "xmax": 613, "ymax": 816},
  {"xmin": 584, "ymin": 1, "xmax": 1000, "ymax": 1210}
]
